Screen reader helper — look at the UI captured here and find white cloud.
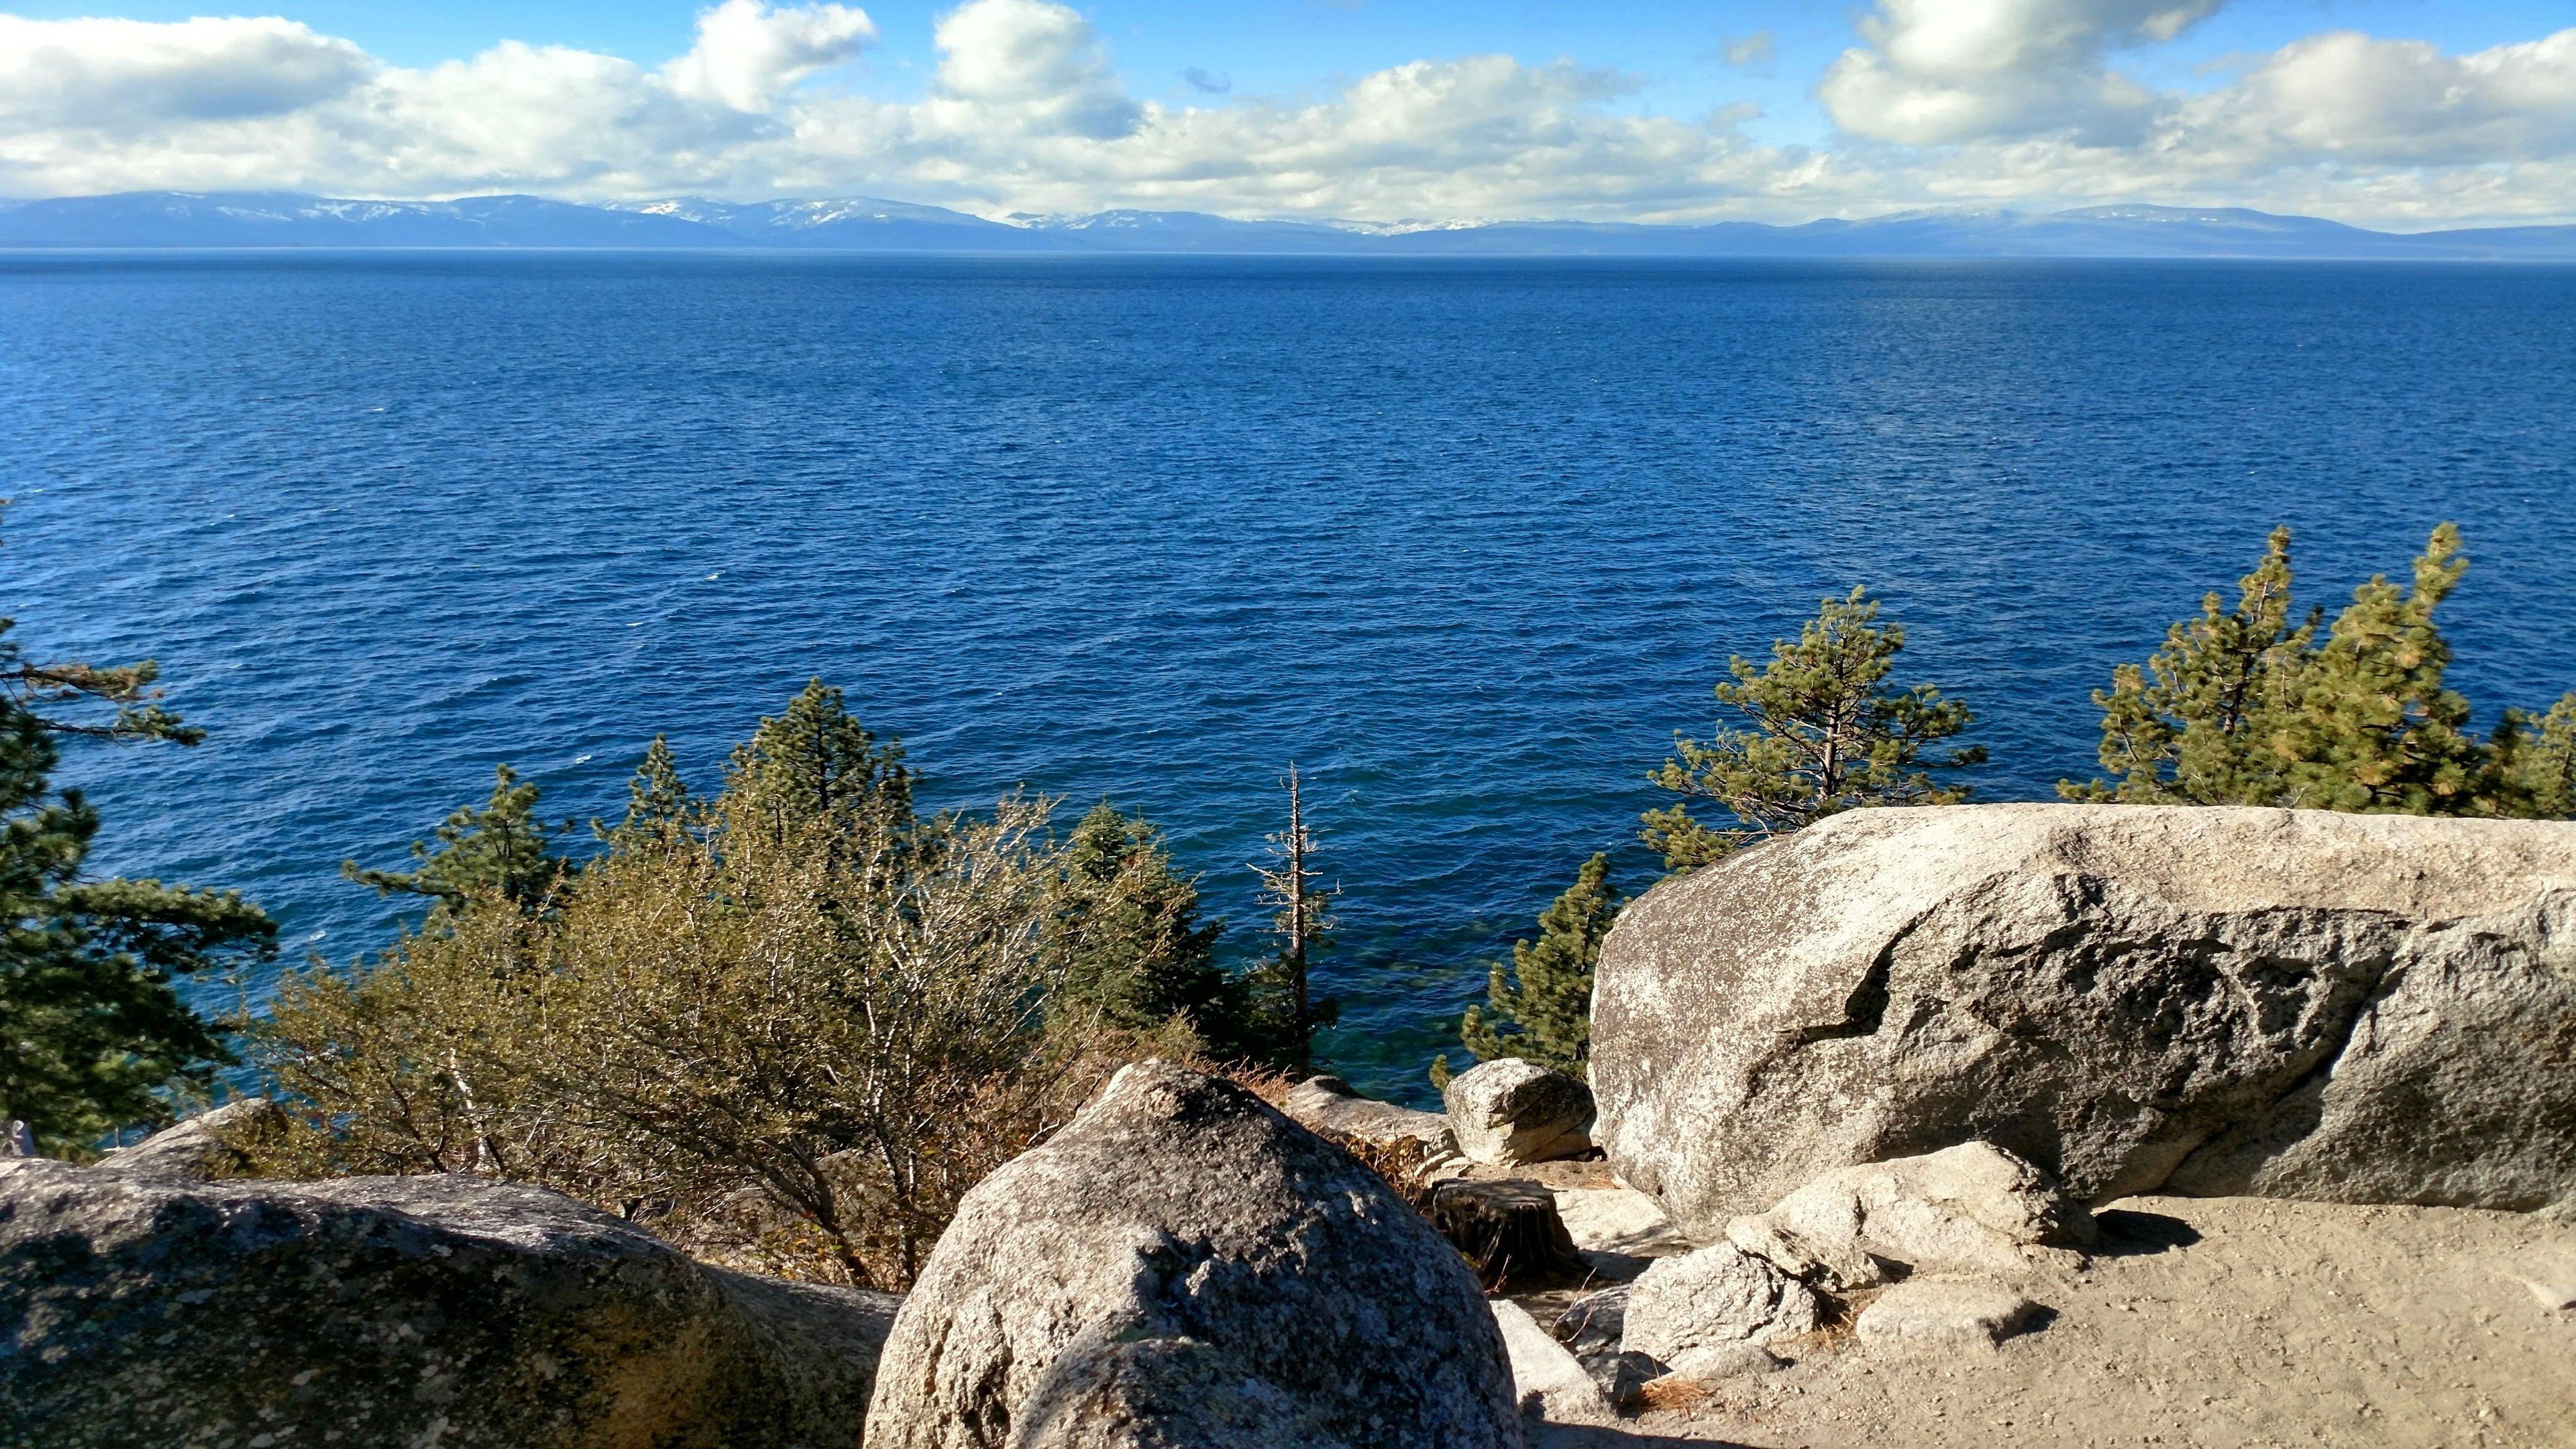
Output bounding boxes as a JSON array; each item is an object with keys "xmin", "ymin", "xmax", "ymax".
[
  {"xmin": 666, "ymin": 0, "xmax": 876, "ymax": 113},
  {"xmin": 1, "ymin": 1, "xmax": 2574, "ymax": 227},
  {"xmin": 2178, "ymin": 28, "xmax": 2576, "ymax": 169},
  {"xmin": 923, "ymin": 0, "xmax": 1137, "ymax": 139},
  {"xmin": 0, "ymin": 15, "xmax": 370, "ymax": 128},
  {"xmin": 1821, "ymin": 0, "xmax": 2223, "ymax": 145}
]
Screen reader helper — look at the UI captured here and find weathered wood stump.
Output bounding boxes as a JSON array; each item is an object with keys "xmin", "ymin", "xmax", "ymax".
[{"xmin": 1428, "ymin": 1177, "xmax": 1589, "ymax": 1290}]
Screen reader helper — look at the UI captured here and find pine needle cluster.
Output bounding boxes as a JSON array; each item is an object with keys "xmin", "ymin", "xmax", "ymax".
[{"xmin": 1438, "ymin": 853, "xmax": 1618, "ymax": 1084}]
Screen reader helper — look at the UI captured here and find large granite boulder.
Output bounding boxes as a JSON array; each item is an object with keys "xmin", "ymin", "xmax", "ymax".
[
  {"xmin": 865, "ymin": 1059, "xmax": 1521, "ymax": 1449},
  {"xmin": 0, "ymin": 1152, "xmax": 897, "ymax": 1449},
  {"xmin": 1592, "ymin": 804, "xmax": 2576, "ymax": 1236},
  {"xmin": 1442, "ymin": 1059, "xmax": 1595, "ymax": 1166}
]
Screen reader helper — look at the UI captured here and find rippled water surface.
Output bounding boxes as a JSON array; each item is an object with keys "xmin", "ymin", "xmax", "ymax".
[{"xmin": 7, "ymin": 252, "xmax": 2574, "ymax": 1101}]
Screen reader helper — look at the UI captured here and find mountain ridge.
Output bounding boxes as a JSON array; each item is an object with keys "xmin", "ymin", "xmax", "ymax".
[{"xmin": 4, "ymin": 191, "xmax": 2571, "ymax": 258}]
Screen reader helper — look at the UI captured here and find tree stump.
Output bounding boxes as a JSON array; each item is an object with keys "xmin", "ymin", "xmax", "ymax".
[{"xmin": 1428, "ymin": 1177, "xmax": 1589, "ymax": 1290}]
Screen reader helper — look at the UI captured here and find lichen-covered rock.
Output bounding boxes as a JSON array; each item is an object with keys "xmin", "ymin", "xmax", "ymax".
[
  {"xmin": 1619, "ymin": 1242, "xmax": 1820, "ymax": 1362},
  {"xmin": 1593, "ymin": 804, "xmax": 2576, "ymax": 1234},
  {"xmin": 1281, "ymin": 1074, "xmax": 1459, "ymax": 1156},
  {"xmin": 865, "ymin": 1060, "xmax": 1521, "ymax": 1449},
  {"xmin": 0, "ymin": 1155, "xmax": 896, "ymax": 1449},
  {"xmin": 1727, "ymin": 1142, "xmax": 2094, "ymax": 1290},
  {"xmin": 1444, "ymin": 1059, "xmax": 1595, "ymax": 1165}
]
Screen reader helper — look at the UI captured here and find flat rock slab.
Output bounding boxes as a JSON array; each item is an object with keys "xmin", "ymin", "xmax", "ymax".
[
  {"xmin": 1854, "ymin": 1279, "xmax": 2044, "ymax": 1347},
  {"xmin": 1491, "ymin": 1298, "xmax": 1620, "ymax": 1427},
  {"xmin": 1281, "ymin": 1075, "xmax": 1458, "ymax": 1153},
  {"xmin": 1555, "ymin": 1183, "xmax": 1690, "ymax": 1260}
]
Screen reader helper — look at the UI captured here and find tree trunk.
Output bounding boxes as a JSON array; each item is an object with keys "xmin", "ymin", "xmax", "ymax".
[{"xmin": 1427, "ymin": 1177, "xmax": 1589, "ymax": 1291}]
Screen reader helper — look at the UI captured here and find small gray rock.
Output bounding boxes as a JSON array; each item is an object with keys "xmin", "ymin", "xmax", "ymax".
[
  {"xmin": 1620, "ymin": 1241, "xmax": 1820, "ymax": 1362},
  {"xmin": 1445, "ymin": 1059, "xmax": 1596, "ymax": 1165},
  {"xmin": 1591, "ymin": 1351, "xmax": 1670, "ymax": 1411},
  {"xmin": 1552, "ymin": 1283, "xmax": 1629, "ymax": 1361},
  {"xmin": 864, "ymin": 1059, "xmax": 1520, "ymax": 1449},
  {"xmin": 1854, "ymin": 1278, "xmax": 2043, "ymax": 1347},
  {"xmin": 1659, "ymin": 1342, "xmax": 1787, "ymax": 1382}
]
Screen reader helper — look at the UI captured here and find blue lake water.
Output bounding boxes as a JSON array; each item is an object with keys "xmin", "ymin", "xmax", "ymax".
[{"xmin": 6, "ymin": 252, "xmax": 2575, "ymax": 1104}]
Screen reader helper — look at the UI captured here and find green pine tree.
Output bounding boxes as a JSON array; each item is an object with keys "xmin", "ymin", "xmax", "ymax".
[
  {"xmin": 342, "ymin": 763, "xmax": 569, "ymax": 910},
  {"xmin": 2067, "ymin": 523, "xmax": 2571, "ymax": 818},
  {"xmin": 2279, "ymin": 524, "xmax": 2489, "ymax": 813},
  {"xmin": 2501, "ymin": 694, "xmax": 2576, "ymax": 818},
  {"xmin": 1046, "ymin": 802, "xmax": 1250, "ymax": 1050},
  {"xmin": 1642, "ymin": 587, "xmax": 1982, "ymax": 872},
  {"xmin": 726, "ymin": 679, "xmax": 914, "ymax": 835},
  {"xmin": 2065, "ymin": 526, "xmax": 2314, "ymax": 806},
  {"xmin": 1440, "ymin": 851, "xmax": 1618, "ymax": 1084},
  {"xmin": 1, "ymin": 557, "xmax": 276, "ymax": 1152},
  {"xmin": 596, "ymin": 735, "xmax": 696, "ymax": 852}
]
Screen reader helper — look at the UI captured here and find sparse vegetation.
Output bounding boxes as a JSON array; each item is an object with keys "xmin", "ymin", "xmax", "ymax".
[{"xmin": 254, "ymin": 684, "xmax": 1280, "ymax": 1287}]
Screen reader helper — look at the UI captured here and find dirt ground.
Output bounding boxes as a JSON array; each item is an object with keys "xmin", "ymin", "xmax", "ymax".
[{"xmin": 1517, "ymin": 1187, "xmax": 2576, "ymax": 1449}]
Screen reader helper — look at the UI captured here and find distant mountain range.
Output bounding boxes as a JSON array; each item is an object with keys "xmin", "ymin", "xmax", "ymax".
[{"xmin": 4, "ymin": 191, "xmax": 2573, "ymax": 259}]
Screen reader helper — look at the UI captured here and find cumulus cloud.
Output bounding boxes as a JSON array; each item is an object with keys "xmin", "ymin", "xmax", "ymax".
[
  {"xmin": 2180, "ymin": 28, "xmax": 2576, "ymax": 169},
  {"xmin": 0, "ymin": 15, "xmax": 370, "ymax": 128},
  {"xmin": 1821, "ymin": 0, "xmax": 2222, "ymax": 144},
  {"xmin": 665, "ymin": 0, "xmax": 877, "ymax": 112},
  {"xmin": 1, "ymin": 0, "xmax": 2574, "ymax": 226},
  {"xmin": 924, "ymin": 0, "xmax": 1136, "ymax": 138}
]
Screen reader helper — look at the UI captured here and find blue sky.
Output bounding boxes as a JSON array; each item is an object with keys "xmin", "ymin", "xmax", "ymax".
[{"xmin": 5, "ymin": 1, "xmax": 2575, "ymax": 223}]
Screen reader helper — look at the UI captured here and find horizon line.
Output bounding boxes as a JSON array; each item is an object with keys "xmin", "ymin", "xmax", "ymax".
[{"xmin": 7, "ymin": 191, "xmax": 2576, "ymax": 241}]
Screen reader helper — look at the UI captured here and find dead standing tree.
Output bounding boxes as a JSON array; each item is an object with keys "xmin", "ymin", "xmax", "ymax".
[{"xmin": 1252, "ymin": 763, "xmax": 1338, "ymax": 1073}]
